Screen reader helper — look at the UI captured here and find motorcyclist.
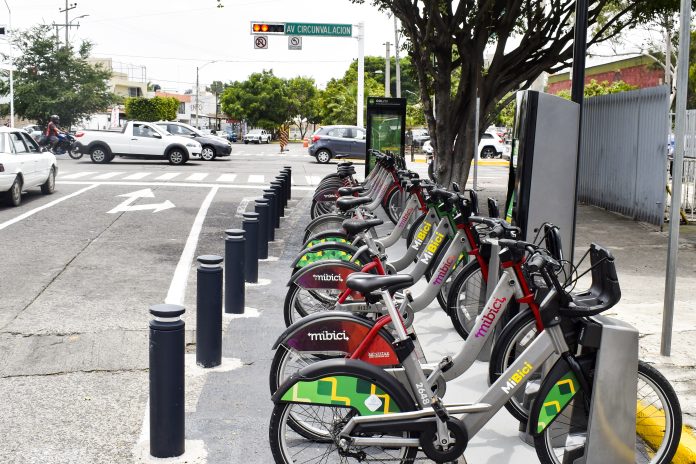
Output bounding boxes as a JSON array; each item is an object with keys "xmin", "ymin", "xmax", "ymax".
[{"xmin": 44, "ymin": 115, "xmax": 64, "ymax": 152}]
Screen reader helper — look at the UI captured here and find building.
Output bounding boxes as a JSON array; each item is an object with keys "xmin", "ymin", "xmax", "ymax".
[
  {"xmin": 87, "ymin": 58, "xmax": 148, "ymax": 98},
  {"xmin": 547, "ymin": 55, "xmax": 665, "ymax": 95}
]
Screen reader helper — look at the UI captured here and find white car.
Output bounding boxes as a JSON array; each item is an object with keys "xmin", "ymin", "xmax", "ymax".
[
  {"xmin": 22, "ymin": 124, "xmax": 43, "ymax": 141},
  {"xmin": 0, "ymin": 128, "xmax": 57, "ymax": 206},
  {"xmin": 422, "ymin": 131, "xmax": 510, "ymax": 159},
  {"xmin": 74, "ymin": 121, "xmax": 202, "ymax": 165},
  {"xmin": 243, "ymin": 129, "xmax": 272, "ymax": 144}
]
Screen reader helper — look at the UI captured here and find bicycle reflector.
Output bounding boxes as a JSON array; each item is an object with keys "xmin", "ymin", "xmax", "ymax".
[{"xmin": 250, "ymin": 22, "xmax": 285, "ymax": 34}]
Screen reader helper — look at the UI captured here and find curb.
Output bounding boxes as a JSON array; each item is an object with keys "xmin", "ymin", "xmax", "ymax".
[
  {"xmin": 636, "ymin": 402, "xmax": 696, "ymax": 463},
  {"xmin": 410, "ymin": 158, "xmax": 510, "ymax": 167}
]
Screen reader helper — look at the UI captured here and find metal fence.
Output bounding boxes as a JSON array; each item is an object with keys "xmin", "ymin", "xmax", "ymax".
[
  {"xmin": 578, "ymin": 86, "xmax": 669, "ymax": 225},
  {"xmin": 680, "ymin": 111, "xmax": 696, "ymax": 221}
]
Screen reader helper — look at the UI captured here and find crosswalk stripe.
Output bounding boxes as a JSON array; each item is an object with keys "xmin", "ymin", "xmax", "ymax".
[
  {"xmin": 309, "ymin": 175, "xmax": 322, "ymax": 185},
  {"xmin": 61, "ymin": 172, "xmax": 97, "ymax": 179},
  {"xmin": 123, "ymin": 172, "xmax": 150, "ymax": 180},
  {"xmin": 186, "ymin": 173, "xmax": 208, "ymax": 181},
  {"xmin": 93, "ymin": 172, "xmax": 125, "ymax": 180},
  {"xmin": 155, "ymin": 173, "xmax": 180, "ymax": 180},
  {"xmin": 216, "ymin": 174, "xmax": 237, "ymax": 182},
  {"xmin": 248, "ymin": 174, "xmax": 265, "ymax": 184}
]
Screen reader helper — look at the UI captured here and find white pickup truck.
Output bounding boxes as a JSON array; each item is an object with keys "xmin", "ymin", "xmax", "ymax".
[{"xmin": 74, "ymin": 121, "xmax": 202, "ymax": 165}]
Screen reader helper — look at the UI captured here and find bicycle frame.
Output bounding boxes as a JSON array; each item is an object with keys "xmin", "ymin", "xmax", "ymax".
[{"xmin": 337, "ymin": 289, "xmax": 568, "ymax": 450}]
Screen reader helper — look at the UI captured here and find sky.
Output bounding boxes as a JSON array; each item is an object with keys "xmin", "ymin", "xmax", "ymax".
[{"xmin": 4, "ymin": 0, "xmax": 400, "ymax": 92}]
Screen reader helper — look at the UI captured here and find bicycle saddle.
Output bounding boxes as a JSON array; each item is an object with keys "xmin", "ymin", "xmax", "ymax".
[
  {"xmin": 336, "ymin": 196, "xmax": 371, "ymax": 212},
  {"xmin": 346, "ymin": 272, "xmax": 414, "ymax": 295},
  {"xmin": 342, "ymin": 218, "xmax": 384, "ymax": 236},
  {"xmin": 337, "ymin": 161, "xmax": 354, "ymax": 167},
  {"xmin": 338, "ymin": 186, "xmax": 366, "ymax": 196}
]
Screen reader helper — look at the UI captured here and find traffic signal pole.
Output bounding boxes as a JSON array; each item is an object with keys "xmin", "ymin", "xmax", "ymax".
[{"xmin": 356, "ymin": 22, "xmax": 365, "ymax": 128}]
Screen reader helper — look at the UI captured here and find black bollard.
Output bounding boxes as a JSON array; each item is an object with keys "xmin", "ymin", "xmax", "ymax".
[
  {"xmin": 275, "ymin": 176, "xmax": 287, "ymax": 212},
  {"xmin": 262, "ymin": 189, "xmax": 277, "ymax": 239},
  {"xmin": 242, "ymin": 212, "xmax": 259, "ymax": 283},
  {"xmin": 278, "ymin": 174, "xmax": 289, "ymax": 209},
  {"xmin": 196, "ymin": 255, "xmax": 223, "ymax": 368},
  {"xmin": 224, "ymin": 229, "xmax": 245, "ymax": 314},
  {"xmin": 149, "ymin": 303, "xmax": 186, "ymax": 458},
  {"xmin": 270, "ymin": 181, "xmax": 283, "ymax": 227},
  {"xmin": 284, "ymin": 166, "xmax": 292, "ymax": 200},
  {"xmin": 281, "ymin": 169, "xmax": 291, "ymax": 201},
  {"xmin": 254, "ymin": 198, "xmax": 270, "ymax": 259}
]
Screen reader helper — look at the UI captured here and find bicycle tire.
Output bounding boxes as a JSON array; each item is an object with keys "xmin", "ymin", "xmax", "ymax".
[
  {"xmin": 446, "ymin": 260, "xmax": 487, "ymax": 339},
  {"xmin": 405, "ymin": 212, "xmax": 426, "ymax": 248},
  {"xmin": 269, "ymin": 393, "xmax": 418, "ymax": 464},
  {"xmin": 488, "ymin": 310, "xmax": 539, "ymax": 422},
  {"xmin": 533, "ymin": 361, "xmax": 682, "ymax": 464}
]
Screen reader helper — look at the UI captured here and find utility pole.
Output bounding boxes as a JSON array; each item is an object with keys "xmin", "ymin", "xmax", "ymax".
[
  {"xmin": 356, "ymin": 22, "xmax": 365, "ymax": 128},
  {"xmin": 3, "ymin": 0, "xmax": 12, "ymax": 128},
  {"xmin": 394, "ymin": 16, "xmax": 401, "ymax": 98},
  {"xmin": 59, "ymin": 1, "xmax": 77, "ymax": 48},
  {"xmin": 384, "ymin": 42, "xmax": 391, "ymax": 97},
  {"xmin": 662, "ymin": 0, "xmax": 692, "ymax": 357}
]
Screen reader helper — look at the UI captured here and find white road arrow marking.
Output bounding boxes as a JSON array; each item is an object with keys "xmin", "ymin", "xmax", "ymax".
[{"xmin": 107, "ymin": 188, "xmax": 175, "ymax": 214}]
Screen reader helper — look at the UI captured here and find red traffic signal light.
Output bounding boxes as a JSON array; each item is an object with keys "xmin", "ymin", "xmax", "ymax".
[{"xmin": 250, "ymin": 22, "xmax": 285, "ymax": 35}]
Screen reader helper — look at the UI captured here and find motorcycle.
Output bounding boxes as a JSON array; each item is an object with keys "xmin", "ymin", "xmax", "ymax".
[{"xmin": 39, "ymin": 133, "xmax": 82, "ymax": 159}]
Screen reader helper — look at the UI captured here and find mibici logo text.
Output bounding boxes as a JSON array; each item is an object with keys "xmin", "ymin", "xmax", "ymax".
[
  {"xmin": 308, "ymin": 331, "xmax": 350, "ymax": 341},
  {"xmin": 432, "ymin": 255, "xmax": 457, "ymax": 285},
  {"xmin": 474, "ymin": 297, "xmax": 507, "ymax": 338},
  {"xmin": 313, "ymin": 274, "xmax": 344, "ymax": 282},
  {"xmin": 419, "ymin": 231, "xmax": 445, "ymax": 264},
  {"xmin": 501, "ymin": 361, "xmax": 533, "ymax": 394}
]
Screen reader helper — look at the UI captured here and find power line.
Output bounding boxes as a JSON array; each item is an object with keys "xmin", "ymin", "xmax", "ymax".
[{"xmin": 91, "ymin": 51, "xmax": 350, "ymax": 64}]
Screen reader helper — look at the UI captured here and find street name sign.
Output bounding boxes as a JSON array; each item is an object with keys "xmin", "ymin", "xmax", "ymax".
[{"xmin": 285, "ymin": 22, "xmax": 352, "ymax": 37}]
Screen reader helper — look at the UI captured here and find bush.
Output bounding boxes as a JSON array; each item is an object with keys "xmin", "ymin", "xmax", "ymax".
[{"xmin": 125, "ymin": 96, "xmax": 179, "ymax": 121}]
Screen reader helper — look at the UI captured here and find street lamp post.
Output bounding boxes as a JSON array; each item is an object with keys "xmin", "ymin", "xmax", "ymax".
[
  {"xmin": 3, "ymin": 0, "xmax": 12, "ymax": 128},
  {"xmin": 195, "ymin": 60, "xmax": 217, "ymax": 129}
]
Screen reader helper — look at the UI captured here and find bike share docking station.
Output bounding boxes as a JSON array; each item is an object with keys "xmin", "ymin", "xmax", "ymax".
[{"xmin": 506, "ymin": 91, "xmax": 639, "ymax": 463}]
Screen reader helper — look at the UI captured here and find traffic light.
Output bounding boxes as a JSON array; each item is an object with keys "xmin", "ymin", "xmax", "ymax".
[{"xmin": 250, "ymin": 22, "xmax": 285, "ymax": 35}]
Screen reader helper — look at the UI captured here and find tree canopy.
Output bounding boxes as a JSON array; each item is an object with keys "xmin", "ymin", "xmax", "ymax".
[
  {"xmin": 220, "ymin": 70, "xmax": 291, "ymax": 130},
  {"xmin": 355, "ymin": 0, "xmax": 688, "ymax": 186},
  {"xmin": 0, "ymin": 25, "xmax": 115, "ymax": 128},
  {"xmin": 124, "ymin": 96, "xmax": 179, "ymax": 122}
]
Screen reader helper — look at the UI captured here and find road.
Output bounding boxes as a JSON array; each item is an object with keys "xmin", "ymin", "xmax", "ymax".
[{"xmin": 0, "ymin": 142, "xmax": 513, "ymax": 463}]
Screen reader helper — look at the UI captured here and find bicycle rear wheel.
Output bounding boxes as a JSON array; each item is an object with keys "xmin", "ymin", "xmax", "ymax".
[{"xmin": 533, "ymin": 361, "xmax": 682, "ymax": 464}]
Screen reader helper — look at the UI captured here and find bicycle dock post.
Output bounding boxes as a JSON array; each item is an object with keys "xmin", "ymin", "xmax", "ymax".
[
  {"xmin": 196, "ymin": 255, "xmax": 223, "ymax": 368},
  {"xmin": 224, "ymin": 229, "xmax": 245, "ymax": 314},
  {"xmin": 242, "ymin": 212, "xmax": 259, "ymax": 283},
  {"xmin": 583, "ymin": 316, "xmax": 639, "ymax": 464},
  {"xmin": 262, "ymin": 189, "xmax": 277, "ymax": 241},
  {"xmin": 254, "ymin": 198, "xmax": 270, "ymax": 260},
  {"xmin": 149, "ymin": 304, "xmax": 186, "ymax": 458}
]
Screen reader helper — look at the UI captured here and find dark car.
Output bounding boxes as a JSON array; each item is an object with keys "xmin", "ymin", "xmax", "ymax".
[
  {"xmin": 156, "ymin": 121, "xmax": 232, "ymax": 161},
  {"xmin": 308, "ymin": 125, "xmax": 366, "ymax": 164},
  {"xmin": 214, "ymin": 128, "xmax": 237, "ymax": 143}
]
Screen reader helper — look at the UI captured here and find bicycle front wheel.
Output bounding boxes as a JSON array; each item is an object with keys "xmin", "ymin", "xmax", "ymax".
[
  {"xmin": 533, "ymin": 360, "xmax": 682, "ymax": 464},
  {"xmin": 269, "ymin": 402, "xmax": 418, "ymax": 464},
  {"xmin": 446, "ymin": 260, "xmax": 486, "ymax": 339}
]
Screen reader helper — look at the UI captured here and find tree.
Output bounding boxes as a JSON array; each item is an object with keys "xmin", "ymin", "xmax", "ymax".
[
  {"xmin": 556, "ymin": 79, "xmax": 638, "ymax": 99},
  {"xmin": 287, "ymin": 77, "xmax": 319, "ymax": 139},
  {"xmin": 355, "ymin": 0, "xmax": 687, "ymax": 187},
  {"xmin": 0, "ymin": 25, "xmax": 115, "ymax": 128},
  {"xmin": 220, "ymin": 70, "xmax": 291, "ymax": 130},
  {"xmin": 124, "ymin": 96, "xmax": 179, "ymax": 121}
]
